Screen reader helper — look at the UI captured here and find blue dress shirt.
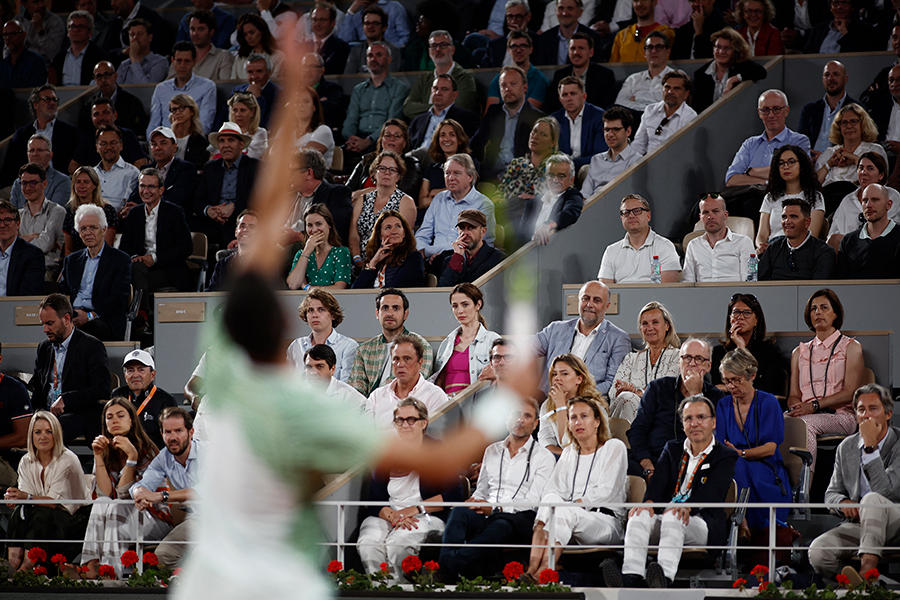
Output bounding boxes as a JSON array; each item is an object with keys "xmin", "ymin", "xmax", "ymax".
[
  {"xmin": 74, "ymin": 243, "xmax": 104, "ymax": 311},
  {"xmin": 415, "ymin": 186, "xmax": 496, "ymax": 257},
  {"xmin": 725, "ymin": 127, "xmax": 811, "ymax": 184},
  {"xmin": 147, "ymin": 74, "xmax": 217, "ymax": 139}
]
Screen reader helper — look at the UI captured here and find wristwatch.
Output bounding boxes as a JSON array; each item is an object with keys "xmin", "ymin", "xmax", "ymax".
[
  {"xmin": 864, "ymin": 445, "xmax": 878, "ymax": 454},
  {"xmin": 161, "ymin": 490, "xmax": 170, "ymax": 502},
  {"xmin": 812, "ymin": 400, "xmax": 820, "ymax": 413}
]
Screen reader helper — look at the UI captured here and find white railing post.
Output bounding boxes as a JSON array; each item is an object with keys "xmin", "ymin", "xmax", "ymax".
[
  {"xmin": 768, "ymin": 507, "xmax": 776, "ymax": 577},
  {"xmin": 336, "ymin": 503, "xmax": 346, "ymax": 564},
  {"xmin": 547, "ymin": 506, "xmax": 556, "ymax": 570}
]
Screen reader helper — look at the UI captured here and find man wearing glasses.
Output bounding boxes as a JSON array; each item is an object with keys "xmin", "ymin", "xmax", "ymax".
[
  {"xmin": 0, "ymin": 199, "xmax": 44, "ymax": 297},
  {"xmin": 627, "ymin": 338, "xmax": 725, "ymax": 479},
  {"xmin": 476, "ymin": 0, "xmax": 534, "ymax": 69},
  {"xmin": 364, "ymin": 335, "xmax": 449, "ymax": 430},
  {"xmin": 49, "ymin": 11, "xmax": 108, "ymax": 86},
  {"xmin": 10, "ymin": 135, "xmax": 70, "ymax": 210},
  {"xmin": 581, "ymin": 107, "xmax": 642, "ymax": 197},
  {"xmin": 614, "ymin": 31, "xmax": 674, "ymax": 115},
  {"xmin": 604, "ymin": 393, "xmax": 736, "ymax": 588},
  {"xmin": 484, "ymin": 31, "xmax": 549, "ymax": 111},
  {"xmin": 94, "ymin": 124, "xmax": 140, "ymax": 213},
  {"xmin": 403, "ymin": 30, "xmax": 478, "ymax": 120},
  {"xmin": 599, "ymin": 193, "xmax": 680, "ymax": 283},
  {"xmin": 409, "ymin": 74, "xmax": 480, "ymax": 150},
  {"xmin": 631, "ymin": 69, "xmax": 696, "ymax": 156},
  {"xmin": 338, "ymin": 0, "xmax": 411, "ymax": 48},
  {"xmin": 516, "ymin": 153, "xmax": 583, "ymax": 246},
  {"xmin": 609, "ymin": 0, "xmax": 674, "ymax": 63},
  {"xmin": 79, "ymin": 61, "xmax": 148, "ymax": 137},
  {"xmin": 344, "ymin": 6, "xmax": 401, "ymax": 74},
  {"xmin": 0, "ymin": 20, "xmax": 47, "ymax": 88},
  {"xmin": 0, "ymin": 85, "xmax": 81, "ymax": 188},
  {"xmin": 17, "ymin": 163, "xmax": 66, "ymax": 279},
  {"xmin": 57, "ymin": 204, "xmax": 130, "ymax": 340}
]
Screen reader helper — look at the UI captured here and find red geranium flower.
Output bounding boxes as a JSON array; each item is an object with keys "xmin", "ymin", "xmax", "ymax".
[
  {"xmin": 51, "ymin": 553, "xmax": 66, "ymax": 566},
  {"xmin": 864, "ymin": 568, "xmax": 880, "ymax": 582},
  {"xmin": 121, "ymin": 550, "xmax": 139, "ymax": 568},
  {"xmin": 539, "ymin": 569, "xmax": 559, "ymax": 584},
  {"xmin": 98, "ymin": 565, "xmax": 116, "ymax": 579},
  {"xmin": 143, "ymin": 552, "xmax": 159, "ymax": 567},
  {"xmin": 836, "ymin": 573, "xmax": 851, "ymax": 587},
  {"xmin": 423, "ymin": 560, "xmax": 439, "ymax": 572},
  {"xmin": 503, "ymin": 562, "xmax": 525, "ymax": 582},
  {"xmin": 733, "ymin": 578, "xmax": 747, "ymax": 590},
  {"xmin": 401, "ymin": 555, "xmax": 422, "ymax": 574},
  {"xmin": 78, "ymin": 566, "xmax": 91, "ymax": 574},
  {"xmin": 33, "ymin": 566, "xmax": 47, "ymax": 576},
  {"xmin": 380, "ymin": 562, "xmax": 390, "ymax": 573},
  {"xmin": 26, "ymin": 547, "xmax": 47, "ymax": 564},
  {"xmin": 327, "ymin": 560, "xmax": 343, "ymax": 573},
  {"xmin": 759, "ymin": 581, "xmax": 771, "ymax": 593}
]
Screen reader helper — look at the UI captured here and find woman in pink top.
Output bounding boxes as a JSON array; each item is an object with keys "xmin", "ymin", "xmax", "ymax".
[{"xmin": 787, "ymin": 289, "xmax": 864, "ymax": 472}]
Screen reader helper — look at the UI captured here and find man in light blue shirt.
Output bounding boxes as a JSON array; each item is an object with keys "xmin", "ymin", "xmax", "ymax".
[
  {"xmin": 116, "ymin": 18, "xmax": 168, "ymax": 84},
  {"xmin": 94, "ymin": 125, "xmax": 140, "ymax": 212},
  {"xmin": 132, "ymin": 407, "xmax": 203, "ymax": 570},
  {"xmin": 415, "ymin": 154, "xmax": 495, "ymax": 262},
  {"xmin": 147, "ymin": 41, "xmax": 217, "ymax": 138},
  {"xmin": 10, "ymin": 135, "xmax": 70, "ymax": 209},
  {"xmin": 338, "ymin": 0, "xmax": 411, "ymax": 48}
]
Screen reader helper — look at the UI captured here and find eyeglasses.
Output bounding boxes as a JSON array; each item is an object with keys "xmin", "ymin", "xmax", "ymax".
[
  {"xmin": 0, "ymin": 217, "xmax": 17, "ymax": 226},
  {"xmin": 682, "ymin": 415, "xmax": 712, "ymax": 424},
  {"xmin": 713, "ymin": 44, "xmax": 733, "ymax": 51},
  {"xmin": 680, "ymin": 354, "xmax": 709, "ymax": 365},
  {"xmin": 429, "ymin": 42, "xmax": 452, "ymax": 50},
  {"xmin": 778, "ymin": 158, "xmax": 798, "ymax": 168},
  {"xmin": 78, "ymin": 225, "xmax": 101, "ymax": 233},
  {"xmin": 490, "ymin": 353, "xmax": 514, "ymax": 363},
  {"xmin": 546, "ymin": 171, "xmax": 570, "ymax": 181},
  {"xmin": 644, "ymin": 43, "xmax": 667, "ymax": 52},
  {"xmin": 67, "ymin": 23, "xmax": 89, "ymax": 30},
  {"xmin": 393, "ymin": 416, "xmax": 424, "ymax": 426},
  {"xmin": 655, "ymin": 116, "xmax": 671, "ymax": 136},
  {"xmin": 94, "ymin": 71, "xmax": 115, "ymax": 80},
  {"xmin": 381, "ymin": 133, "xmax": 404, "ymax": 140},
  {"xmin": 139, "ymin": 184, "xmax": 160, "ymax": 190},
  {"xmin": 722, "ymin": 377, "xmax": 745, "ymax": 387},
  {"xmin": 376, "ymin": 166, "xmax": 399, "ymax": 174},
  {"xmin": 2, "ymin": 30, "xmax": 24, "ymax": 38},
  {"xmin": 620, "ymin": 207, "xmax": 648, "ymax": 217},
  {"xmin": 169, "ymin": 105, "xmax": 189, "ymax": 113},
  {"xmin": 839, "ymin": 118, "xmax": 860, "ymax": 127},
  {"xmin": 743, "ymin": 7, "xmax": 764, "ymax": 14},
  {"xmin": 731, "ymin": 309, "xmax": 754, "ymax": 318},
  {"xmin": 603, "ymin": 126, "xmax": 624, "ymax": 133},
  {"xmin": 39, "ymin": 96, "xmax": 59, "ymax": 103},
  {"xmin": 20, "ymin": 179, "xmax": 43, "ymax": 187},
  {"xmin": 508, "ymin": 43, "xmax": 531, "ymax": 50},
  {"xmin": 759, "ymin": 106, "xmax": 786, "ymax": 115}
]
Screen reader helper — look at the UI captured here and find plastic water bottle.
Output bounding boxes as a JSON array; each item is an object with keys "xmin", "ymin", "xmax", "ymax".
[
  {"xmin": 650, "ymin": 256, "xmax": 661, "ymax": 283},
  {"xmin": 747, "ymin": 254, "xmax": 759, "ymax": 281}
]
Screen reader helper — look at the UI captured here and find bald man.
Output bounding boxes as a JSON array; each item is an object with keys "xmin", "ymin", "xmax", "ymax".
[{"xmin": 835, "ymin": 184, "xmax": 900, "ymax": 279}]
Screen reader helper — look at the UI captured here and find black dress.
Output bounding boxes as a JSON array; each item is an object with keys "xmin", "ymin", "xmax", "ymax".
[{"xmin": 711, "ymin": 340, "xmax": 787, "ymax": 396}]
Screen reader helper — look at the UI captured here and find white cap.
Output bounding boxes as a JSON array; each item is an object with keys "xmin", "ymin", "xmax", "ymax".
[
  {"xmin": 123, "ymin": 349, "xmax": 155, "ymax": 370},
  {"xmin": 149, "ymin": 126, "xmax": 176, "ymax": 141}
]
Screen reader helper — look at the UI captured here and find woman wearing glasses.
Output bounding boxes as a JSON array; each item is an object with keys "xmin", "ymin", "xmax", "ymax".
[
  {"xmin": 710, "ymin": 293, "xmax": 786, "ymax": 396},
  {"xmin": 357, "ymin": 398, "xmax": 463, "ymax": 582},
  {"xmin": 168, "ymin": 94, "xmax": 211, "ymax": 169},
  {"xmin": 347, "ymin": 119, "xmax": 423, "ymax": 203},
  {"xmin": 498, "ymin": 117, "xmax": 559, "ymax": 203},
  {"xmin": 715, "ymin": 349, "xmax": 790, "ymax": 534},
  {"xmin": 351, "ymin": 210, "xmax": 424, "ymax": 288},
  {"xmin": 225, "ymin": 93, "xmax": 267, "ymax": 159},
  {"xmin": 756, "ymin": 145, "xmax": 825, "ymax": 254},
  {"xmin": 786, "ymin": 289, "xmax": 863, "ymax": 473},
  {"xmin": 692, "ymin": 28, "xmax": 767, "ymax": 113},
  {"xmin": 734, "ymin": 0, "xmax": 783, "ymax": 57},
  {"xmin": 349, "ymin": 150, "xmax": 417, "ymax": 270},
  {"xmin": 62, "ymin": 166, "xmax": 117, "ymax": 255},
  {"xmin": 814, "ymin": 104, "xmax": 887, "ymax": 215}
]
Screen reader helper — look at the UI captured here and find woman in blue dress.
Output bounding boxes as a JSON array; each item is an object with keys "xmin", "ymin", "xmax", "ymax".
[{"xmin": 715, "ymin": 348, "xmax": 790, "ymax": 531}]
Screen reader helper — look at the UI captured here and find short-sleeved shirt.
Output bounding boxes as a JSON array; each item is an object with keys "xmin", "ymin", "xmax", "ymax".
[
  {"xmin": 760, "ymin": 191, "xmax": 825, "ymax": 241},
  {"xmin": 598, "ymin": 229, "xmax": 681, "ymax": 283},
  {"xmin": 290, "ymin": 245, "xmax": 351, "ymax": 287},
  {"xmin": 0, "ymin": 374, "xmax": 33, "ymax": 439}
]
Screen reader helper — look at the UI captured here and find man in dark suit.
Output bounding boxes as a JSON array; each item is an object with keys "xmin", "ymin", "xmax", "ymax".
[
  {"xmin": 0, "ymin": 200, "xmax": 44, "ymax": 297},
  {"xmin": 302, "ymin": 52, "xmax": 345, "ymax": 138},
  {"xmin": 804, "ymin": 0, "xmax": 877, "ymax": 54},
  {"xmin": 285, "ymin": 149, "xmax": 353, "ymax": 248},
  {"xmin": 671, "ymin": 0, "xmax": 726, "ymax": 60},
  {"xmin": 310, "ymin": 2, "xmax": 350, "ymax": 75},
  {"xmin": 437, "ymin": 209, "xmax": 505, "ymax": 285},
  {"xmin": 119, "ymin": 167, "xmax": 193, "ymax": 319},
  {"xmin": 230, "ymin": 54, "xmax": 282, "ymax": 130},
  {"xmin": 545, "ymin": 32, "xmax": 616, "ymax": 113},
  {"xmin": 603, "ymin": 394, "xmax": 737, "ymax": 588},
  {"xmin": 70, "ymin": 97, "xmax": 147, "ymax": 174},
  {"xmin": 533, "ymin": 0, "xmax": 601, "ymax": 66},
  {"xmin": 870, "ymin": 65, "xmax": 900, "ymax": 151},
  {"xmin": 126, "ymin": 127, "xmax": 200, "ymax": 219},
  {"xmin": 0, "ymin": 85, "xmax": 81, "ymax": 187},
  {"xmin": 409, "ymin": 74, "xmax": 481, "ymax": 150},
  {"xmin": 104, "ymin": 0, "xmax": 175, "ymax": 59},
  {"xmin": 551, "ymin": 76, "xmax": 608, "ymax": 170},
  {"xmin": 195, "ymin": 123, "xmax": 260, "ymax": 250},
  {"xmin": 49, "ymin": 11, "xmax": 109, "ymax": 86},
  {"xmin": 515, "ymin": 154, "xmax": 583, "ymax": 245},
  {"xmin": 206, "ymin": 209, "xmax": 258, "ymax": 291},
  {"xmin": 859, "ymin": 25, "xmax": 899, "ymax": 109},
  {"xmin": 79, "ymin": 61, "xmax": 149, "ymax": 138},
  {"xmin": 58, "ymin": 205, "xmax": 130, "ymax": 340},
  {"xmin": 470, "ymin": 66, "xmax": 544, "ymax": 179},
  {"xmin": 31, "ymin": 293, "xmax": 111, "ymax": 443},
  {"xmin": 798, "ymin": 61, "xmax": 858, "ymax": 157}
]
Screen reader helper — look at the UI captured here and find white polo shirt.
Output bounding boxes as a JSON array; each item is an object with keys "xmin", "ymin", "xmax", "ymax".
[{"xmin": 597, "ymin": 228, "xmax": 681, "ymax": 283}]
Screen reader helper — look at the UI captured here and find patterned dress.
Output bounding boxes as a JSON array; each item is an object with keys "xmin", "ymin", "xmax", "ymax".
[{"xmin": 357, "ymin": 188, "xmax": 404, "ymax": 253}]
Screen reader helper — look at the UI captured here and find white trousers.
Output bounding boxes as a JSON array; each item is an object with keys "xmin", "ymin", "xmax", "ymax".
[
  {"xmin": 622, "ymin": 510, "xmax": 708, "ymax": 581},
  {"xmin": 358, "ymin": 514, "xmax": 445, "ymax": 582},
  {"xmin": 80, "ymin": 500, "xmax": 173, "ymax": 578},
  {"xmin": 548, "ymin": 506, "xmax": 623, "ymax": 547}
]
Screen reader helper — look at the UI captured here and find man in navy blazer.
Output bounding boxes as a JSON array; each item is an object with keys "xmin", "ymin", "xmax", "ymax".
[
  {"xmin": 0, "ymin": 200, "xmax": 44, "ymax": 296},
  {"xmin": 58, "ymin": 205, "xmax": 130, "ymax": 341},
  {"xmin": 48, "ymin": 11, "xmax": 108, "ymax": 86},
  {"xmin": 408, "ymin": 74, "xmax": 481, "ymax": 148},
  {"xmin": 533, "ymin": 279, "xmax": 631, "ymax": 394},
  {"xmin": 119, "ymin": 168, "xmax": 193, "ymax": 315},
  {"xmin": 126, "ymin": 127, "xmax": 200, "ymax": 220},
  {"xmin": 551, "ymin": 76, "xmax": 608, "ymax": 170},
  {"xmin": 533, "ymin": 12, "xmax": 601, "ymax": 67},
  {"xmin": 515, "ymin": 154, "xmax": 584, "ymax": 245},
  {"xmin": 31, "ymin": 294, "xmax": 111, "ymax": 443},
  {"xmin": 604, "ymin": 395, "xmax": 737, "ymax": 588},
  {"xmin": 544, "ymin": 33, "xmax": 617, "ymax": 113},
  {"xmin": 797, "ymin": 61, "xmax": 858, "ymax": 155},
  {"xmin": 230, "ymin": 54, "xmax": 282, "ymax": 130}
]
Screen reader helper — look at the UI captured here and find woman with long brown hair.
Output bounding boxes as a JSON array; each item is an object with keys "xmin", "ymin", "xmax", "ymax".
[
  {"xmin": 418, "ymin": 119, "xmax": 480, "ymax": 211},
  {"xmin": 231, "ymin": 13, "xmax": 284, "ymax": 79},
  {"xmin": 292, "ymin": 85, "xmax": 334, "ymax": 168},
  {"xmin": 286, "ymin": 204, "xmax": 351, "ymax": 290},
  {"xmin": 351, "ymin": 210, "xmax": 424, "ymax": 288}
]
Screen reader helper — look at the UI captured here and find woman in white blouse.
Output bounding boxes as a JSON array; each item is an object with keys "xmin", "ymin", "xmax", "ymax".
[
  {"xmin": 293, "ymin": 86, "xmax": 334, "ymax": 168},
  {"xmin": 226, "ymin": 92, "xmax": 268, "ymax": 159},
  {"xmin": 4, "ymin": 411, "xmax": 90, "ymax": 571},
  {"xmin": 538, "ymin": 355, "xmax": 608, "ymax": 456},
  {"xmin": 610, "ymin": 301, "xmax": 681, "ymax": 422},
  {"xmin": 525, "ymin": 396, "xmax": 628, "ymax": 580}
]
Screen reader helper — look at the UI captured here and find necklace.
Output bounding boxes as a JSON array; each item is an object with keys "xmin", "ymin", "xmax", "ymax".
[{"xmin": 644, "ymin": 347, "xmax": 667, "ymax": 387}]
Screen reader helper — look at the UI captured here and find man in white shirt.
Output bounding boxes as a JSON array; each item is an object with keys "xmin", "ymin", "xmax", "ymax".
[
  {"xmin": 581, "ymin": 106, "xmax": 642, "ymax": 197},
  {"xmin": 365, "ymin": 334, "xmax": 449, "ymax": 430},
  {"xmin": 439, "ymin": 396, "xmax": 556, "ymax": 578},
  {"xmin": 682, "ymin": 193, "xmax": 755, "ymax": 282},
  {"xmin": 632, "ymin": 70, "xmax": 697, "ymax": 156},
  {"xmin": 614, "ymin": 31, "xmax": 674, "ymax": 112},
  {"xmin": 94, "ymin": 125, "xmax": 140, "ymax": 213},
  {"xmin": 304, "ymin": 344, "xmax": 367, "ymax": 409},
  {"xmin": 599, "ymin": 194, "xmax": 680, "ymax": 283}
]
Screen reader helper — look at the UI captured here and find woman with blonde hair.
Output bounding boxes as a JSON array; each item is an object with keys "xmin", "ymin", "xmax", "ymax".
[
  {"xmin": 525, "ymin": 396, "xmax": 627, "ymax": 580},
  {"xmin": 498, "ymin": 116, "xmax": 559, "ymax": 202},
  {"xmin": 692, "ymin": 28, "xmax": 767, "ymax": 113},
  {"xmin": 226, "ymin": 92, "xmax": 267, "ymax": 159},
  {"xmin": 351, "ymin": 210, "xmax": 424, "ymax": 288},
  {"xmin": 4, "ymin": 411, "xmax": 90, "ymax": 571},
  {"xmin": 62, "ymin": 166, "xmax": 118, "ymax": 255},
  {"xmin": 539, "ymin": 354, "xmax": 608, "ymax": 456},
  {"xmin": 610, "ymin": 301, "xmax": 681, "ymax": 422},
  {"xmin": 168, "ymin": 93, "xmax": 211, "ymax": 169}
]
